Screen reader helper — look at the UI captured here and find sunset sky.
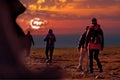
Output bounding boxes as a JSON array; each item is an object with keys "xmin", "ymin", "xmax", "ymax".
[{"xmin": 18, "ymin": 0, "xmax": 120, "ymax": 35}]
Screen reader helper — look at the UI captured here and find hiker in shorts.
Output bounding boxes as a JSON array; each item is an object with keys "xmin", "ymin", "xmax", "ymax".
[
  {"xmin": 25, "ymin": 31, "xmax": 34, "ymax": 57},
  {"xmin": 77, "ymin": 26, "xmax": 89, "ymax": 72},
  {"xmin": 85, "ymin": 18, "xmax": 104, "ymax": 73},
  {"xmin": 44, "ymin": 29, "xmax": 56, "ymax": 63}
]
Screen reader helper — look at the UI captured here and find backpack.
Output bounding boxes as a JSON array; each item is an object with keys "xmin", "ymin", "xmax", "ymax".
[
  {"xmin": 89, "ymin": 25, "xmax": 102, "ymax": 44},
  {"xmin": 48, "ymin": 35, "xmax": 55, "ymax": 45}
]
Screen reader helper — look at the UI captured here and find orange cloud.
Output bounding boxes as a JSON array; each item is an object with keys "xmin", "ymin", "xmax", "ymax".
[
  {"xmin": 19, "ymin": 0, "xmax": 120, "ymax": 35},
  {"xmin": 37, "ymin": 0, "xmax": 45, "ymax": 4},
  {"xmin": 28, "ymin": 4, "xmax": 37, "ymax": 11},
  {"xmin": 20, "ymin": 0, "xmax": 120, "ymax": 20}
]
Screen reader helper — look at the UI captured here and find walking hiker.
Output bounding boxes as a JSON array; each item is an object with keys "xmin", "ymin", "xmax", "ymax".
[
  {"xmin": 85, "ymin": 18, "xmax": 104, "ymax": 73},
  {"xmin": 77, "ymin": 26, "xmax": 89, "ymax": 72},
  {"xmin": 44, "ymin": 29, "xmax": 56, "ymax": 63},
  {"xmin": 25, "ymin": 31, "xmax": 34, "ymax": 57}
]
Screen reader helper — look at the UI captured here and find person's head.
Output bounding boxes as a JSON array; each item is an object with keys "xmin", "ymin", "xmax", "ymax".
[
  {"xmin": 27, "ymin": 31, "xmax": 30, "ymax": 35},
  {"xmin": 92, "ymin": 18, "xmax": 97, "ymax": 25},
  {"xmin": 86, "ymin": 26, "xmax": 89, "ymax": 31},
  {"xmin": 48, "ymin": 29, "xmax": 53, "ymax": 33}
]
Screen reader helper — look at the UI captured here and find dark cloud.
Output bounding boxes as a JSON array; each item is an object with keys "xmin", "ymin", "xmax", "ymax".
[
  {"xmin": 21, "ymin": 10, "xmax": 120, "ymax": 21},
  {"xmin": 20, "ymin": 0, "xmax": 120, "ymax": 8},
  {"xmin": 20, "ymin": 0, "xmax": 120, "ymax": 20},
  {"xmin": 20, "ymin": 0, "xmax": 37, "ymax": 4},
  {"xmin": 23, "ymin": 10, "xmax": 81, "ymax": 20},
  {"xmin": 20, "ymin": 0, "xmax": 73, "ymax": 8},
  {"xmin": 67, "ymin": 0, "xmax": 120, "ymax": 8},
  {"xmin": 36, "ymin": 0, "xmax": 73, "ymax": 8}
]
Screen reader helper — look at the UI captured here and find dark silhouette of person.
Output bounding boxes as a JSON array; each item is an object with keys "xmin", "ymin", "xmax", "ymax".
[
  {"xmin": 77, "ymin": 26, "xmax": 89, "ymax": 72},
  {"xmin": 85, "ymin": 18, "xmax": 104, "ymax": 73},
  {"xmin": 44, "ymin": 29, "xmax": 56, "ymax": 63},
  {"xmin": 0, "ymin": 0, "xmax": 64, "ymax": 79},
  {"xmin": 25, "ymin": 31, "xmax": 34, "ymax": 57},
  {"xmin": 0, "ymin": 0, "xmax": 28, "ymax": 78}
]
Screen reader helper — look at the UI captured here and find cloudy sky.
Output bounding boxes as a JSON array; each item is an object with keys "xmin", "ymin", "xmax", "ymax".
[{"xmin": 18, "ymin": 0, "xmax": 120, "ymax": 35}]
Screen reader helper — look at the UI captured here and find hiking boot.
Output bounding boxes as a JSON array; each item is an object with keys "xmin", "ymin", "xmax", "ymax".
[
  {"xmin": 99, "ymin": 69, "xmax": 103, "ymax": 73},
  {"xmin": 77, "ymin": 66, "xmax": 83, "ymax": 71},
  {"xmin": 49, "ymin": 60, "xmax": 52, "ymax": 63},
  {"xmin": 46, "ymin": 59, "xmax": 50, "ymax": 63},
  {"xmin": 84, "ymin": 69, "xmax": 89, "ymax": 74},
  {"xmin": 89, "ymin": 70, "xmax": 93, "ymax": 73}
]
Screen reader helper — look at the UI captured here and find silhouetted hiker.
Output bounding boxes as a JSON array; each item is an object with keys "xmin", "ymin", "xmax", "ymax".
[
  {"xmin": 77, "ymin": 26, "xmax": 89, "ymax": 72},
  {"xmin": 85, "ymin": 18, "xmax": 104, "ymax": 73},
  {"xmin": 25, "ymin": 31, "xmax": 34, "ymax": 57},
  {"xmin": 44, "ymin": 29, "xmax": 56, "ymax": 63}
]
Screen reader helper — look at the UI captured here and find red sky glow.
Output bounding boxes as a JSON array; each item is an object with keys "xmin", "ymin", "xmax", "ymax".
[{"xmin": 18, "ymin": 0, "xmax": 120, "ymax": 35}]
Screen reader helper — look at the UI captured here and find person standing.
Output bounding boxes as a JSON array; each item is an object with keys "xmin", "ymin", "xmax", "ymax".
[
  {"xmin": 77, "ymin": 26, "xmax": 89, "ymax": 72},
  {"xmin": 44, "ymin": 29, "xmax": 56, "ymax": 63},
  {"xmin": 85, "ymin": 18, "xmax": 104, "ymax": 73},
  {"xmin": 25, "ymin": 31, "xmax": 34, "ymax": 57}
]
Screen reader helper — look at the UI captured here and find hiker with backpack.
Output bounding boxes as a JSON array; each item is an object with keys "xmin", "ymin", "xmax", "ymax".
[
  {"xmin": 85, "ymin": 18, "xmax": 104, "ymax": 73},
  {"xmin": 77, "ymin": 26, "xmax": 89, "ymax": 72},
  {"xmin": 44, "ymin": 29, "xmax": 56, "ymax": 63}
]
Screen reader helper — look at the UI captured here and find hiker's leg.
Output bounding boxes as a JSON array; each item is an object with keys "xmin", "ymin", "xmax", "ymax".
[
  {"xmin": 26, "ymin": 47, "xmax": 30, "ymax": 57},
  {"xmin": 25, "ymin": 47, "xmax": 31, "ymax": 64},
  {"xmin": 85, "ymin": 49, "xmax": 89, "ymax": 71},
  {"xmin": 78, "ymin": 48, "xmax": 84, "ymax": 70},
  {"xmin": 45, "ymin": 47, "xmax": 49, "ymax": 59},
  {"xmin": 50, "ymin": 47, "xmax": 54, "ymax": 63},
  {"xmin": 94, "ymin": 50, "xmax": 103, "ymax": 72},
  {"xmin": 89, "ymin": 49, "xmax": 93, "ymax": 73}
]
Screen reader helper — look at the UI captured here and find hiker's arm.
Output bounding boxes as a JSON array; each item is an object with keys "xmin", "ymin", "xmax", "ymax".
[
  {"xmin": 44, "ymin": 35, "xmax": 48, "ymax": 41},
  {"xmin": 78, "ymin": 34, "xmax": 84, "ymax": 51},
  {"xmin": 100, "ymin": 29, "xmax": 104, "ymax": 51},
  {"xmin": 78, "ymin": 36, "xmax": 82, "ymax": 51},
  {"xmin": 31, "ymin": 36, "xmax": 34, "ymax": 46},
  {"xmin": 85, "ymin": 29, "xmax": 91, "ymax": 51},
  {"xmin": 54, "ymin": 35, "xmax": 56, "ymax": 42}
]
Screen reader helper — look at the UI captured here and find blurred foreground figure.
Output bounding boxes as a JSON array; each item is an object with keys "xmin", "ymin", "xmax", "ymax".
[
  {"xmin": 0, "ymin": 0, "xmax": 27, "ymax": 78},
  {"xmin": 0, "ymin": 0, "xmax": 63, "ymax": 79}
]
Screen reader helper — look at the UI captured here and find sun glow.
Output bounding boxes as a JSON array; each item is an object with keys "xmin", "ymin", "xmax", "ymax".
[{"xmin": 30, "ymin": 18, "xmax": 47, "ymax": 30}]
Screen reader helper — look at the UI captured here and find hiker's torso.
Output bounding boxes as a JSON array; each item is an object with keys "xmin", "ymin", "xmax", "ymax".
[
  {"xmin": 79, "ymin": 32, "xmax": 87, "ymax": 48},
  {"xmin": 46, "ymin": 33, "xmax": 56, "ymax": 47},
  {"xmin": 25, "ymin": 34, "xmax": 33, "ymax": 47},
  {"xmin": 88, "ymin": 24, "xmax": 102, "ymax": 50}
]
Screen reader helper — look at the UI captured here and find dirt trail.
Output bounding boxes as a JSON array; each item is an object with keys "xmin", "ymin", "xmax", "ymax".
[
  {"xmin": 25, "ymin": 56, "xmax": 120, "ymax": 79},
  {"xmin": 25, "ymin": 57, "xmax": 66, "ymax": 79}
]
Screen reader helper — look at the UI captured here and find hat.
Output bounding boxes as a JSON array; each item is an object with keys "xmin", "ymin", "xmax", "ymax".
[
  {"xmin": 48, "ymin": 29, "xmax": 53, "ymax": 33},
  {"xmin": 92, "ymin": 18, "xmax": 97, "ymax": 24},
  {"xmin": 86, "ymin": 26, "xmax": 89, "ymax": 30}
]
